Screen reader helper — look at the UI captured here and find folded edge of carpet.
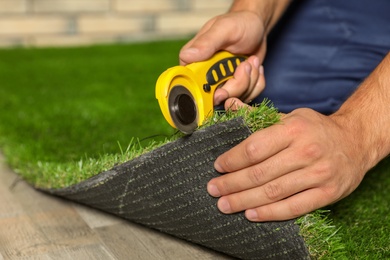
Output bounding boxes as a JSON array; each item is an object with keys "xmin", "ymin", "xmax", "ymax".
[{"xmin": 44, "ymin": 118, "xmax": 310, "ymax": 260}]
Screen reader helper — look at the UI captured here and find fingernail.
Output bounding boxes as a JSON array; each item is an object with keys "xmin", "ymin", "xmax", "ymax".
[
  {"xmin": 218, "ymin": 198, "xmax": 231, "ymax": 213},
  {"xmin": 253, "ymin": 56, "xmax": 260, "ymax": 68},
  {"xmin": 207, "ymin": 184, "xmax": 221, "ymax": 197},
  {"xmin": 259, "ymin": 65, "xmax": 264, "ymax": 75},
  {"xmin": 246, "ymin": 209, "xmax": 259, "ymax": 221},
  {"xmin": 245, "ymin": 63, "xmax": 252, "ymax": 74}
]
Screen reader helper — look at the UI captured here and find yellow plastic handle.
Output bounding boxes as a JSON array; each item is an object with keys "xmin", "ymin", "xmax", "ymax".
[{"xmin": 155, "ymin": 51, "xmax": 246, "ymax": 132}]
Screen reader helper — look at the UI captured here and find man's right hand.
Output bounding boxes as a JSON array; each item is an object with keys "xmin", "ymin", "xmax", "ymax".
[
  {"xmin": 179, "ymin": 11, "xmax": 266, "ymax": 66},
  {"xmin": 180, "ymin": 11, "xmax": 267, "ymax": 106},
  {"xmin": 179, "ymin": 0, "xmax": 291, "ymax": 106}
]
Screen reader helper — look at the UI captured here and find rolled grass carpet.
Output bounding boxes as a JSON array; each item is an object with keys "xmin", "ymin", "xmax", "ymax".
[
  {"xmin": 1, "ymin": 41, "xmax": 389, "ymax": 259},
  {"xmin": 44, "ymin": 118, "xmax": 309, "ymax": 259}
]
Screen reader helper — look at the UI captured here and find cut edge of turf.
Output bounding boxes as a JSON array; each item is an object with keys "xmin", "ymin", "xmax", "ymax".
[
  {"xmin": 12, "ymin": 99, "xmax": 281, "ymax": 189},
  {"xmin": 296, "ymin": 210, "xmax": 347, "ymax": 260}
]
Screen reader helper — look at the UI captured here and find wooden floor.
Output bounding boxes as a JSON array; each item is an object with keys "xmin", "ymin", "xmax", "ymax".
[{"xmin": 0, "ymin": 154, "xmax": 231, "ymax": 260}]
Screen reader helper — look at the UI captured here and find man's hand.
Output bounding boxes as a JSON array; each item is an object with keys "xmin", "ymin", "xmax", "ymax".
[
  {"xmin": 208, "ymin": 105, "xmax": 371, "ymax": 222},
  {"xmin": 179, "ymin": 0, "xmax": 291, "ymax": 66},
  {"xmin": 179, "ymin": 1, "xmax": 290, "ymax": 106},
  {"xmin": 208, "ymin": 51, "xmax": 390, "ymax": 222},
  {"xmin": 179, "ymin": 11, "xmax": 267, "ymax": 106},
  {"xmin": 214, "ymin": 55, "xmax": 265, "ymax": 106},
  {"xmin": 179, "ymin": 11, "xmax": 266, "ymax": 66}
]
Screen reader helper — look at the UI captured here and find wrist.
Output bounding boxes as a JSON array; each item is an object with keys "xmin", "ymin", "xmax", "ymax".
[
  {"xmin": 229, "ymin": 0, "xmax": 291, "ymax": 33},
  {"xmin": 329, "ymin": 112, "xmax": 376, "ymax": 174},
  {"xmin": 331, "ymin": 53, "xmax": 390, "ymax": 169}
]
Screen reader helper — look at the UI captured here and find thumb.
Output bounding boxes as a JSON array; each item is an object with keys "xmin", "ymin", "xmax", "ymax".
[
  {"xmin": 179, "ymin": 46, "xmax": 215, "ymax": 66},
  {"xmin": 179, "ymin": 16, "xmax": 235, "ymax": 65},
  {"xmin": 179, "ymin": 35, "xmax": 220, "ymax": 65}
]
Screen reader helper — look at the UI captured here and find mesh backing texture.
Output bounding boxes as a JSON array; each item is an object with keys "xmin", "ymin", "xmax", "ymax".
[{"xmin": 46, "ymin": 118, "xmax": 310, "ymax": 259}]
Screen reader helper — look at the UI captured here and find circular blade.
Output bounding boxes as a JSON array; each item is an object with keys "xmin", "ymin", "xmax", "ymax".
[{"xmin": 168, "ymin": 85, "xmax": 198, "ymax": 134}]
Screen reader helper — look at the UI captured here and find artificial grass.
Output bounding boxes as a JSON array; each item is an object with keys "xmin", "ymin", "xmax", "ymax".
[
  {"xmin": 0, "ymin": 40, "xmax": 182, "ymax": 186},
  {"xmin": 0, "ymin": 41, "xmax": 389, "ymax": 259}
]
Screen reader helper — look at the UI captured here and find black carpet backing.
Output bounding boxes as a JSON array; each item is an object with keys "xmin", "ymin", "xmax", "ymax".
[{"xmin": 46, "ymin": 118, "xmax": 310, "ymax": 259}]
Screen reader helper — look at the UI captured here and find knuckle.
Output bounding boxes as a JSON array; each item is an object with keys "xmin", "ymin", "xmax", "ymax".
[
  {"xmin": 309, "ymin": 161, "xmax": 335, "ymax": 183},
  {"xmin": 264, "ymin": 183, "xmax": 282, "ymax": 201},
  {"xmin": 219, "ymin": 179, "xmax": 233, "ymax": 194},
  {"xmin": 292, "ymin": 107, "xmax": 317, "ymax": 117},
  {"xmin": 289, "ymin": 201, "xmax": 306, "ymax": 218},
  {"xmin": 285, "ymin": 116, "xmax": 307, "ymax": 136},
  {"xmin": 244, "ymin": 142, "xmax": 260, "ymax": 164},
  {"xmin": 248, "ymin": 165, "xmax": 266, "ymax": 185},
  {"xmin": 301, "ymin": 142, "xmax": 323, "ymax": 161},
  {"xmin": 258, "ymin": 206, "xmax": 276, "ymax": 220},
  {"xmin": 217, "ymin": 154, "xmax": 234, "ymax": 172},
  {"xmin": 285, "ymin": 109, "xmax": 317, "ymax": 137},
  {"xmin": 314, "ymin": 161, "xmax": 333, "ymax": 176},
  {"xmin": 320, "ymin": 185, "xmax": 343, "ymax": 202},
  {"xmin": 226, "ymin": 195, "xmax": 244, "ymax": 212}
]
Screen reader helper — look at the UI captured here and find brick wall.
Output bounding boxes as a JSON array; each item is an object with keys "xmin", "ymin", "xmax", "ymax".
[{"xmin": 0, "ymin": 0, "xmax": 232, "ymax": 48}]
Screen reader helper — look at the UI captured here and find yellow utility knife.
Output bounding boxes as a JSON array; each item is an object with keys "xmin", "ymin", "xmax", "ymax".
[{"xmin": 155, "ymin": 51, "xmax": 246, "ymax": 134}]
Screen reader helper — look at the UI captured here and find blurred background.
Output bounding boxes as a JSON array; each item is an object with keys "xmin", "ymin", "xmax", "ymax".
[{"xmin": 0, "ymin": 0, "xmax": 232, "ymax": 48}]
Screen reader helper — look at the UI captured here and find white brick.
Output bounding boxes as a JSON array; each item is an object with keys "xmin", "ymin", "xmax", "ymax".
[
  {"xmin": 78, "ymin": 15, "xmax": 148, "ymax": 34},
  {"xmin": 0, "ymin": 16, "xmax": 70, "ymax": 36},
  {"xmin": 114, "ymin": 0, "xmax": 179, "ymax": 13},
  {"xmin": 32, "ymin": 0, "xmax": 110, "ymax": 13},
  {"xmin": 0, "ymin": 37, "xmax": 26, "ymax": 47},
  {"xmin": 191, "ymin": 0, "xmax": 232, "ymax": 10},
  {"xmin": 31, "ymin": 34, "xmax": 116, "ymax": 47},
  {"xmin": 156, "ymin": 11, "xmax": 223, "ymax": 32},
  {"xmin": 0, "ymin": 0, "xmax": 27, "ymax": 14},
  {"xmin": 0, "ymin": 0, "xmax": 236, "ymax": 48}
]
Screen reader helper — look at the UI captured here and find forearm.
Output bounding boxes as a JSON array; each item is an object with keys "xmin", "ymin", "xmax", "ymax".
[
  {"xmin": 332, "ymin": 52, "xmax": 390, "ymax": 169},
  {"xmin": 229, "ymin": 0, "xmax": 291, "ymax": 33}
]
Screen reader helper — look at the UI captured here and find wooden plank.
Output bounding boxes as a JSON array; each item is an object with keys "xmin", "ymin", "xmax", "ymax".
[
  {"xmin": 95, "ymin": 222, "xmax": 232, "ymax": 260},
  {"xmin": 45, "ymin": 244, "xmax": 115, "ymax": 260},
  {"xmin": 72, "ymin": 203, "xmax": 123, "ymax": 229},
  {"xmin": 0, "ymin": 155, "xmax": 112, "ymax": 259},
  {"xmin": 0, "ymin": 203, "xmax": 108, "ymax": 258},
  {"xmin": 0, "ymin": 176, "xmax": 25, "ymax": 219}
]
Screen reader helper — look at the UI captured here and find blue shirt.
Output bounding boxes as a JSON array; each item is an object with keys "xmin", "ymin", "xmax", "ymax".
[{"xmin": 254, "ymin": 0, "xmax": 390, "ymax": 114}]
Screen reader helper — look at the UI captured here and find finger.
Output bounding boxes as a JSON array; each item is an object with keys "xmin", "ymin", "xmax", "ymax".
[
  {"xmin": 244, "ymin": 188, "xmax": 330, "ymax": 222},
  {"xmin": 217, "ymin": 59, "xmax": 254, "ymax": 101},
  {"xmin": 213, "ymin": 88, "xmax": 229, "ymax": 106},
  {"xmin": 216, "ymin": 57, "xmax": 265, "ymax": 105},
  {"xmin": 216, "ymin": 168, "xmax": 318, "ymax": 214},
  {"xmin": 239, "ymin": 56, "xmax": 263, "ymax": 102},
  {"xmin": 239, "ymin": 64, "xmax": 265, "ymax": 103},
  {"xmin": 214, "ymin": 56, "xmax": 259, "ymax": 105},
  {"xmin": 214, "ymin": 124, "xmax": 292, "ymax": 173},
  {"xmin": 223, "ymin": 98, "xmax": 250, "ymax": 111},
  {"xmin": 208, "ymin": 147, "xmax": 308, "ymax": 197},
  {"xmin": 213, "ymin": 58, "xmax": 253, "ymax": 105},
  {"xmin": 245, "ymin": 65, "xmax": 265, "ymax": 102}
]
